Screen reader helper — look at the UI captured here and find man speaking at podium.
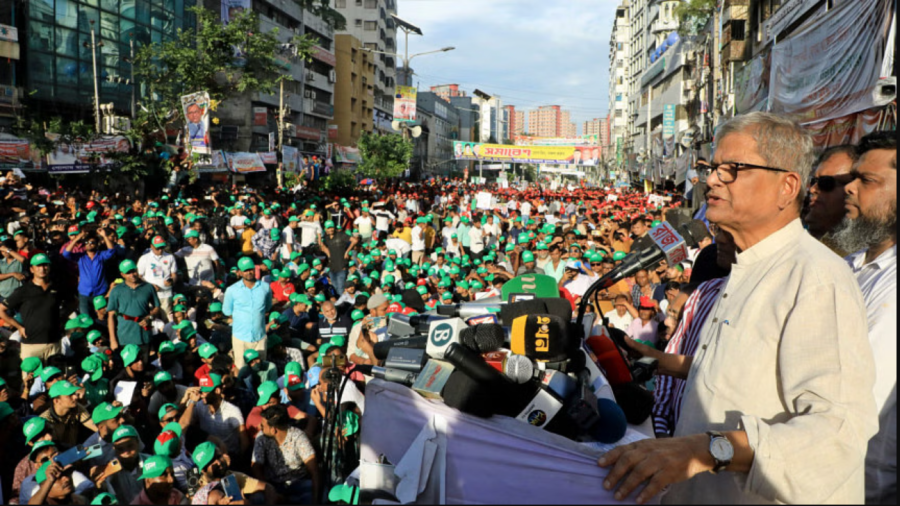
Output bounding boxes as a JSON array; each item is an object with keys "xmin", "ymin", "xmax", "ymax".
[{"xmin": 599, "ymin": 112, "xmax": 877, "ymax": 504}]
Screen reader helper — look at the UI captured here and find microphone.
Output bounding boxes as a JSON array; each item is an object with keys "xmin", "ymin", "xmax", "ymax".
[
  {"xmin": 584, "ymin": 331, "xmax": 633, "ymax": 386},
  {"xmin": 435, "ymin": 301, "xmax": 504, "ymax": 320},
  {"xmin": 387, "ymin": 313, "xmax": 448, "ymax": 338},
  {"xmin": 460, "ymin": 324, "xmax": 506, "ymax": 354},
  {"xmin": 588, "ymin": 221, "xmax": 689, "ymax": 292},
  {"xmin": 509, "ymin": 314, "xmax": 578, "ymax": 363},
  {"xmin": 504, "ymin": 353, "xmax": 534, "ymax": 384},
  {"xmin": 425, "ymin": 317, "xmax": 467, "ymax": 360},
  {"xmin": 354, "ymin": 365, "xmax": 418, "ymax": 386},
  {"xmin": 372, "ymin": 336, "xmax": 427, "ymax": 361}
]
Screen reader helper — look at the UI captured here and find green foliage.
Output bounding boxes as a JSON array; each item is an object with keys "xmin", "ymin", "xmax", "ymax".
[
  {"xmin": 319, "ymin": 168, "xmax": 358, "ymax": 191},
  {"xmin": 132, "ymin": 6, "xmax": 317, "ymax": 138},
  {"xmin": 356, "ymin": 132, "xmax": 413, "ymax": 181},
  {"xmin": 674, "ymin": 0, "xmax": 717, "ymax": 36}
]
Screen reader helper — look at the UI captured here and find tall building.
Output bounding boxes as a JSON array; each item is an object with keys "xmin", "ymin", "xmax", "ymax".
[
  {"xmin": 430, "ymin": 84, "xmax": 465, "ymax": 101},
  {"xmin": 330, "ymin": 35, "xmax": 375, "ymax": 147},
  {"xmin": 333, "ymin": 0, "xmax": 397, "ymax": 132},
  {"xmin": 504, "ymin": 105, "xmax": 525, "ymax": 136},
  {"xmin": 415, "ymin": 91, "xmax": 460, "ymax": 175},
  {"xmin": 0, "ymin": 3, "xmax": 19, "ymax": 129},
  {"xmin": 471, "ymin": 90, "xmax": 504, "ymax": 143},
  {"xmin": 608, "ymin": 2, "xmax": 631, "ymax": 161},
  {"xmin": 527, "ymin": 105, "xmax": 576, "ymax": 138},
  {"xmin": 582, "ymin": 118, "xmax": 605, "ymax": 137}
]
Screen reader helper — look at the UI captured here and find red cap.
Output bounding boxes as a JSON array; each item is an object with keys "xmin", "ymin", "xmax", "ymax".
[
  {"xmin": 387, "ymin": 302, "xmax": 403, "ymax": 313},
  {"xmin": 85, "ymin": 201, "xmax": 95, "ymax": 209},
  {"xmin": 416, "ymin": 278, "xmax": 428, "ymax": 286},
  {"xmin": 639, "ymin": 296, "xmax": 655, "ymax": 309}
]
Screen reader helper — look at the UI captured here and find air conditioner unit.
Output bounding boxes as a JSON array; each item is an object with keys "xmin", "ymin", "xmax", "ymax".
[
  {"xmin": 310, "ymin": 91, "xmax": 317, "ymax": 101},
  {"xmin": 328, "ymin": 69, "xmax": 337, "ymax": 83},
  {"xmin": 304, "ymin": 90, "xmax": 312, "ymax": 99},
  {"xmin": 306, "ymin": 73, "xmax": 316, "ymax": 82}
]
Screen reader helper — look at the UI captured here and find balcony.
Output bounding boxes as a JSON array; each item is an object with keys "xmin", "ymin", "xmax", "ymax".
[
  {"xmin": 305, "ymin": 69, "xmax": 333, "ymax": 91},
  {"xmin": 304, "ymin": 99, "xmax": 334, "ymax": 118},
  {"xmin": 651, "ymin": 18, "xmax": 678, "ymax": 34}
]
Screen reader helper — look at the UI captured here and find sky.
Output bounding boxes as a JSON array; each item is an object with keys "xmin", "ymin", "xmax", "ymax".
[{"xmin": 396, "ymin": 0, "xmax": 618, "ymax": 136}]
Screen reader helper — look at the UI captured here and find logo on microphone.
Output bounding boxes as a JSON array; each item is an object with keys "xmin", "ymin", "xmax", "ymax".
[
  {"xmin": 533, "ymin": 316, "xmax": 550, "ymax": 353},
  {"xmin": 430, "ymin": 322, "xmax": 453, "ymax": 347},
  {"xmin": 526, "ymin": 409, "xmax": 547, "ymax": 426}
]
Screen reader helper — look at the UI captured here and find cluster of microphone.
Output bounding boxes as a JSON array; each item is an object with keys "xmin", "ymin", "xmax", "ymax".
[{"xmin": 363, "ymin": 299, "xmax": 656, "ymax": 445}]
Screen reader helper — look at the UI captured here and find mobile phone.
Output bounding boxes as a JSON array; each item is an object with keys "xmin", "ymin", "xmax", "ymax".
[
  {"xmin": 105, "ymin": 459, "xmax": 123, "ymax": 476},
  {"xmin": 221, "ymin": 473, "xmax": 243, "ymax": 500},
  {"xmin": 55, "ymin": 445, "xmax": 89, "ymax": 467}
]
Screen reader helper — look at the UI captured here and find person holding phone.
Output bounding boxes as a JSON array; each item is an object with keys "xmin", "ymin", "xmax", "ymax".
[{"xmin": 130, "ymin": 455, "xmax": 184, "ymax": 505}]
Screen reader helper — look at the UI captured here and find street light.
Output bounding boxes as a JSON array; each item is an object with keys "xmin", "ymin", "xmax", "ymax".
[
  {"xmin": 361, "ymin": 46, "xmax": 455, "ymax": 86},
  {"xmin": 82, "ymin": 20, "xmax": 103, "ymax": 134}
]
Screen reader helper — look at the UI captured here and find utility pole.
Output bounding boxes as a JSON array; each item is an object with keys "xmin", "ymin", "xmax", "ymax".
[
  {"xmin": 277, "ymin": 79, "xmax": 284, "ymax": 188},
  {"xmin": 129, "ymin": 38, "xmax": 136, "ymax": 120},
  {"xmin": 84, "ymin": 20, "xmax": 102, "ymax": 134}
]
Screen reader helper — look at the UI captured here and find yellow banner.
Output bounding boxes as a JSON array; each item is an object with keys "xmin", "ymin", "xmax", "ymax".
[{"xmin": 453, "ymin": 141, "xmax": 599, "ymax": 166}]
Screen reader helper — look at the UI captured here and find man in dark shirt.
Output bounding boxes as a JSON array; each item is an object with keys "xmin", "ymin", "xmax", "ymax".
[
  {"xmin": 0, "ymin": 253, "xmax": 64, "ymax": 360},
  {"xmin": 319, "ymin": 220, "xmax": 355, "ymax": 295},
  {"xmin": 316, "ymin": 301, "xmax": 352, "ymax": 345}
]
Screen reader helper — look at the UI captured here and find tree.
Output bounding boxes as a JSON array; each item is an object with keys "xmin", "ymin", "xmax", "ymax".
[
  {"xmin": 131, "ymin": 6, "xmax": 318, "ymax": 141},
  {"xmin": 674, "ymin": 0, "xmax": 717, "ymax": 36},
  {"xmin": 356, "ymin": 132, "xmax": 413, "ymax": 181}
]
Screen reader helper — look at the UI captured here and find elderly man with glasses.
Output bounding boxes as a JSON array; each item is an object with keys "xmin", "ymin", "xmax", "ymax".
[{"xmin": 599, "ymin": 112, "xmax": 877, "ymax": 504}]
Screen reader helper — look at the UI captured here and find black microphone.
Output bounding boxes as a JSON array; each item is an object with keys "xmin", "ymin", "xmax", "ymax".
[
  {"xmin": 372, "ymin": 335, "xmax": 428, "ymax": 361},
  {"xmin": 459, "ymin": 324, "xmax": 506, "ymax": 354},
  {"xmin": 590, "ymin": 222, "xmax": 689, "ymax": 291},
  {"xmin": 354, "ymin": 364, "xmax": 418, "ymax": 386}
]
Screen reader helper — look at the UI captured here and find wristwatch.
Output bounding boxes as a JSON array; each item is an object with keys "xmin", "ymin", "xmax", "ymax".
[{"xmin": 706, "ymin": 431, "xmax": 734, "ymax": 474}]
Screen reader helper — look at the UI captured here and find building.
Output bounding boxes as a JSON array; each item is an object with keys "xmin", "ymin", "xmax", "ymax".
[
  {"xmin": 10, "ymin": 0, "xmax": 196, "ymax": 128},
  {"xmin": 212, "ymin": 0, "xmax": 335, "ymax": 154},
  {"xmin": 333, "ymin": 0, "xmax": 397, "ymax": 133},
  {"xmin": 0, "ymin": 3, "xmax": 19, "ymax": 129},
  {"xmin": 527, "ymin": 105, "xmax": 577, "ymax": 138},
  {"xmin": 414, "ymin": 90, "xmax": 460, "ymax": 176},
  {"xmin": 471, "ymin": 90, "xmax": 505, "ymax": 143},
  {"xmin": 431, "ymin": 84, "xmax": 465, "ymax": 101},
  {"xmin": 330, "ymin": 34, "xmax": 375, "ymax": 147},
  {"xmin": 582, "ymin": 118, "xmax": 607, "ymax": 137},
  {"xmin": 607, "ymin": 2, "xmax": 630, "ymax": 164}
]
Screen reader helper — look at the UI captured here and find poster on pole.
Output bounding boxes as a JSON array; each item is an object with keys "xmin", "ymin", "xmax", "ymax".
[
  {"xmin": 181, "ymin": 91, "xmax": 211, "ymax": 155},
  {"xmin": 394, "ymin": 86, "xmax": 417, "ymax": 122},
  {"xmin": 282, "ymin": 145, "xmax": 299, "ymax": 172},
  {"xmin": 253, "ymin": 107, "xmax": 267, "ymax": 126},
  {"xmin": 258, "ymin": 151, "xmax": 277, "ymax": 164},
  {"xmin": 221, "ymin": 0, "xmax": 251, "ymax": 24}
]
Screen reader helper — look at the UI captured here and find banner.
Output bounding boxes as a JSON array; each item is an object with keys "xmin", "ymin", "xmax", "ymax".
[
  {"xmin": 253, "ymin": 107, "xmax": 267, "ymax": 127},
  {"xmin": 662, "ymin": 104, "xmax": 676, "ymax": 138},
  {"xmin": 225, "ymin": 152, "xmax": 266, "ymax": 173},
  {"xmin": 513, "ymin": 136, "xmax": 599, "ymax": 146},
  {"xmin": 221, "ymin": 0, "xmax": 250, "ymax": 24},
  {"xmin": 804, "ymin": 106, "xmax": 890, "ymax": 149},
  {"xmin": 334, "ymin": 145, "xmax": 362, "ymax": 164},
  {"xmin": 282, "ymin": 145, "xmax": 299, "ymax": 172},
  {"xmin": 0, "ymin": 136, "xmax": 41, "ymax": 169},
  {"xmin": 44, "ymin": 135, "xmax": 130, "ymax": 174},
  {"xmin": 259, "ymin": 151, "xmax": 277, "ymax": 164},
  {"xmin": 394, "ymin": 86, "xmax": 417, "ymax": 122},
  {"xmin": 734, "ymin": 53, "xmax": 770, "ymax": 114},
  {"xmin": 761, "ymin": 0, "xmax": 822, "ymax": 44},
  {"xmin": 453, "ymin": 142, "xmax": 599, "ymax": 166},
  {"xmin": 768, "ymin": 0, "xmax": 892, "ymax": 124},
  {"xmin": 181, "ymin": 91, "xmax": 211, "ymax": 154}
]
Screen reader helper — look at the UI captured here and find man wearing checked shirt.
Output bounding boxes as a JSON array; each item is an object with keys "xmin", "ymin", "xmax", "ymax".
[{"xmin": 223, "ymin": 256, "xmax": 272, "ymax": 370}]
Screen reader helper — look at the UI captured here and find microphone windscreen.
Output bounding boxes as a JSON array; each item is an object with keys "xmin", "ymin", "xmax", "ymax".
[
  {"xmin": 460, "ymin": 324, "xmax": 505, "ymax": 354},
  {"xmin": 610, "ymin": 382, "xmax": 654, "ymax": 425},
  {"xmin": 504, "ymin": 354, "xmax": 534, "ymax": 384},
  {"xmin": 401, "ymin": 288, "xmax": 426, "ymax": 313},
  {"xmin": 509, "ymin": 314, "xmax": 575, "ymax": 363},
  {"xmin": 585, "ymin": 333, "xmax": 633, "ymax": 385},
  {"xmin": 499, "ymin": 299, "xmax": 547, "ymax": 324},
  {"xmin": 539, "ymin": 298, "xmax": 574, "ymax": 321},
  {"xmin": 593, "ymin": 398, "xmax": 628, "ymax": 444},
  {"xmin": 442, "ymin": 370, "xmax": 497, "ymax": 418}
]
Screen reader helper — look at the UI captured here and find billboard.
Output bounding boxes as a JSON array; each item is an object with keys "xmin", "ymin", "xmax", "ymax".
[
  {"xmin": 45, "ymin": 135, "xmax": 131, "ymax": 174},
  {"xmin": 225, "ymin": 152, "xmax": 266, "ymax": 173},
  {"xmin": 453, "ymin": 142, "xmax": 600, "ymax": 166},
  {"xmin": 253, "ymin": 107, "xmax": 267, "ymax": 126},
  {"xmin": 0, "ymin": 136, "xmax": 41, "ymax": 169},
  {"xmin": 221, "ymin": 0, "xmax": 250, "ymax": 24},
  {"xmin": 181, "ymin": 91, "xmax": 211, "ymax": 154},
  {"xmin": 282, "ymin": 145, "xmax": 300, "ymax": 172},
  {"xmin": 394, "ymin": 86, "xmax": 417, "ymax": 122},
  {"xmin": 513, "ymin": 135, "xmax": 599, "ymax": 146},
  {"xmin": 334, "ymin": 145, "xmax": 362, "ymax": 164}
]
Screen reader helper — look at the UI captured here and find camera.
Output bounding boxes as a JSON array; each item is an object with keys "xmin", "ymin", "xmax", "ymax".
[
  {"xmin": 322, "ymin": 354, "xmax": 347, "ymax": 369},
  {"xmin": 185, "ymin": 467, "xmax": 202, "ymax": 497}
]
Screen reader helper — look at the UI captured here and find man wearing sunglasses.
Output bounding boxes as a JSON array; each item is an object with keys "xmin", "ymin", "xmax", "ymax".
[
  {"xmin": 62, "ymin": 229, "xmax": 123, "ymax": 316},
  {"xmin": 803, "ymin": 145, "xmax": 857, "ymax": 243},
  {"xmin": 599, "ymin": 112, "xmax": 876, "ymax": 505}
]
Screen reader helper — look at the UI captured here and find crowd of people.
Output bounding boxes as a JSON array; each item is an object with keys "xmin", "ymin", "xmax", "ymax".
[{"xmin": 0, "ymin": 111, "xmax": 893, "ymax": 505}]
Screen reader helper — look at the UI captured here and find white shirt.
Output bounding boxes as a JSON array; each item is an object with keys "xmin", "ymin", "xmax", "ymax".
[
  {"xmin": 604, "ymin": 309, "xmax": 634, "ymax": 331},
  {"xmin": 373, "ymin": 209, "xmax": 395, "ymax": 232},
  {"xmin": 174, "ymin": 243, "xmax": 220, "ymax": 286},
  {"xmin": 469, "ymin": 226, "xmax": 485, "ymax": 253},
  {"xmin": 441, "ymin": 226, "xmax": 456, "ymax": 248},
  {"xmin": 193, "ymin": 399, "xmax": 245, "ymax": 458},
  {"xmin": 281, "ymin": 225, "xmax": 300, "ymax": 260},
  {"xmin": 297, "ymin": 221, "xmax": 322, "ymax": 248},
  {"xmin": 137, "ymin": 250, "xmax": 177, "ymax": 298},
  {"xmin": 846, "ymin": 245, "xmax": 897, "ymax": 505},
  {"xmin": 411, "ymin": 226, "xmax": 426, "ymax": 251},
  {"xmin": 354, "ymin": 215, "xmax": 374, "ymax": 238},
  {"xmin": 230, "ymin": 214, "xmax": 247, "ymax": 231}
]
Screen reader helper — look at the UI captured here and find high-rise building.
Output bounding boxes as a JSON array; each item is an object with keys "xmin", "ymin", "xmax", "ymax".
[
  {"xmin": 430, "ymin": 84, "xmax": 465, "ymax": 101},
  {"xmin": 608, "ymin": 2, "xmax": 631, "ymax": 160},
  {"xmin": 504, "ymin": 105, "xmax": 525, "ymax": 137},
  {"xmin": 333, "ymin": 0, "xmax": 397, "ymax": 132},
  {"xmin": 527, "ymin": 105, "xmax": 577, "ymax": 138},
  {"xmin": 330, "ymin": 35, "xmax": 375, "ymax": 147},
  {"xmin": 0, "ymin": 3, "xmax": 20, "ymax": 129},
  {"xmin": 471, "ymin": 90, "xmax": 504, "ymax": 143}
]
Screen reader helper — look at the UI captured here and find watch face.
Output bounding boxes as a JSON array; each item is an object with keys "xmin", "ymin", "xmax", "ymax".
[{"xmin": 711, "ymin": 438, "xmax": 734, "ymax": 461}]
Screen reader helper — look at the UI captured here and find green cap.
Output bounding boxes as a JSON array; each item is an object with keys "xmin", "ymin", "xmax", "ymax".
[
  {"xmin": 324, "ymin": 220, "xmax": 335, "ymax": 229},
  {"xmin": 30, "ymin": 253, "xmax": 51, "ymax": 266},
  {"xmin": 40, "ymin": 366, "xmax": 63, "ymax": 384},
  {"xmin": 329, "ymin": 484, "xmax": 360, "ymax": 505},
  {"xmin": 209, "ymin": 301, "xmax": 223, "ymax": 313},
  {"xmin": 49, "ymin": 380, "xmax": 80, "ymax": 398},
  {"xmin": 86, "ymin": 329, "xmax": 103, "ymax": 344},
  {"xmin": 157, "ymin": 403, "xmax": 178, "ymax": 421},
  {"xmin": 351, "ymin": 309, "xmax": 365, "ymax": 321},
  {"xmin": 243, "ymin": 349, "xmax": 260, "ymax": 364},
  {"xmin": 93, "ymin": 295, "xmax": 107, "ymax": 310},
  {"xmin": 0, "ymin": 401, "xmax": 12, "ymax": 422},
  {"xmin": 192, "ymin": 441, "xmax": 217, "ymax": 470},
  {"xmin": 198, "ymin": 342, "xmax": 218, "ymax": 359},
  {"xmin": 119, "ymin": 259, "xmax": 137, "ymax": 274},
  {"xmin": 78, "ymin": 313, "xmax": 94, "ymax": 327},
  {"xmin": 613, "ymin": 251, "xmax": 627, "ymax": 261},
  {"xmin": 199, "ymin": 373, "xmax": 222, "ymax": 392},
  {"xmin": 91, "ymin": 493, "xmax": 119, "ymax": 505},
  {"xmin": 256, "ymin": 381, "xmax": 279, "ymax": 407},
  {"xmin": 184, "ymin": 229, "xmax": 199, "ymax": 239},
  {"xmin": 82, "ymin": 355, "xmax": 104, "ymax": 382},
  {"xmin": 21, "ymin": 356, "xmax": 42, "ymax": 374},
  {"xmin": 237, "ymin": 256, "xmax": 255, "ymax": 272},
  {"xmin": 23, "ymin": 417, "xmax": 47, "ymax": 444},
  {"xmin": 267, "ymin": 334, "xmax": 283, "ymax": 349},
  {"xmin": 91, "ymin": 402, "xmax": 123, "ymax": 425},
  {"xmin": 31, "ymin": 440, "xmax": 56, "ymax": 462},
  {"xmin": 270, "ymin": 228, "xmax": 281, "ymax": 240},
  {"xmin": 153, "ymin": 370, "xmax": 173, "ymax": 386},
  {"xmin": 138, "ymin": 455, "xmax": 172, "ymax": 480},
  {"xmin": 456, "ymin": 281, "xmax": 470, "ymax": 291},
  {"xmin": 521, "ymin": 250, "xmax": 535, "ymax": 263},
  {"xmin": 416, "ymin": 285, "xmax": 428, "ymax": 295},
  {"xmin": 153, "ymin": 427, "xmax": 181, "ymax": 457},
  {"xmin": 121, "ymin": 344, "xmax": 140, "ymax": 367}
]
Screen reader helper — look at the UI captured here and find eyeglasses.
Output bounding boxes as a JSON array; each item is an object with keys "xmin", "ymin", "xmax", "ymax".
[
  {"xmin": 701, "ymin": 162, "xmax": 790, "ymax": 183},
  {"xmin": 84, "ymin": 241, "xmax": 97, "ymax": 245},
  {"xmin": 161, "ymin": 415, "xmax": 178, "ymax": 424},
  {"xmin": 809, "ymin": 175, "xmax": 853, "ymax": 193}
]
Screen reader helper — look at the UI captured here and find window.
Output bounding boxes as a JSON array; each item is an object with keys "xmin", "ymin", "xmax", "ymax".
[
  {"xmin": 355, "ymin": 0, "xmax": 362, "ymax": 5},
  {"xmin": 364, "ymin": 21, "xmax": 377, "ymax": 31},
  {"xmin": 335, "ymin": 0, "xmax": 346, "ymax": 6},
  {"xmin": 730, "ymin": 19, "xmax": 746, "ymax": 41},
  {"xmin": 365, "ymin": 0, "xmax": 377, "ymax": 7},
  {"xmin": 617, "ymin": 42, "xmax": 623, "ymax": 50},
  {"xmin": 355, "ymin": 19, "xmax": 362, "ymax": 27}
]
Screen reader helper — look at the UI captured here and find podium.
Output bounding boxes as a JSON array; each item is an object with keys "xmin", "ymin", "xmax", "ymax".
[{"xmin": 360, "ymin": 379, "xmax": 654, "ymax": 504}]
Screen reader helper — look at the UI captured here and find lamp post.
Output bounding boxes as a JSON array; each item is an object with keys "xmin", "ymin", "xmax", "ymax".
[{"xmin": 82, "ymin": 20, "xmax": 103, "ymax": 134}]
